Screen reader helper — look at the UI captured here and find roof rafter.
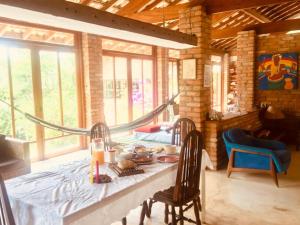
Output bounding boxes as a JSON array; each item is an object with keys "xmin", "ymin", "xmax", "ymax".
[
  {"xmin": 203, "ymin": 0, "xmax": 299, "ymax": 14},
  {"xmin": 241, "ymin": 8, "xmax": 271, "ymax": 23},
  {"xmin": 212, "ymin": 18, "xmax": 300, "ymax": 39},
  {"xmin": 117, "ymin": 0, "xmax": 153, "ymax": 16}
]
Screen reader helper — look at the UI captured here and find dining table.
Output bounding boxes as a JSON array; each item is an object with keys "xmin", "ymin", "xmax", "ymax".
[{"xmin": 6, "ymin": 138, "xmax": 213, "ymax": 225}]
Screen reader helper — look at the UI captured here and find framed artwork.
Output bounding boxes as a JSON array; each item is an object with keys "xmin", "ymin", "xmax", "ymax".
[
  {"xmin": 257, "ymin": 52, "xmax": 298, "ymax": 90},
  {"xmin": 182, "ymin": 59, "xmax": 196, "ymax": 79}
]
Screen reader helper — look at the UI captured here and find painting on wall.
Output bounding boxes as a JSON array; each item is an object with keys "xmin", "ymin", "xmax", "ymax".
[{"xmin": 257, "ymin": 52, "xmax": 298, "ymax": 90}]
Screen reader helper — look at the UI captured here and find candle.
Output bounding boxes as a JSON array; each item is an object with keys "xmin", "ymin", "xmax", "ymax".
[{"xmin": 95, "ymin": 160, "xmax": 99, "ymax": 183}]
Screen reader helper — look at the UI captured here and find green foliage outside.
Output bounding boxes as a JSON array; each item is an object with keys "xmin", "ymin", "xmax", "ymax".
[{"xmin": 0, "ymin": 45, "xmax": 79, "ymax": 157}]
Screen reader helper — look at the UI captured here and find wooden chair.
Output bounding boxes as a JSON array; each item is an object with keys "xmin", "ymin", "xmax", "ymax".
[
  {"xmin": 147, "ymin": 118, "xmax": 197, "ymax": 217},
  {"xmin": 0, "ymin": 175, "xmax": 16, "ymax": 225},
  {"xmin": 90, "ymin": 122, "xmax": 112, "ymax": 151},
  {"xmin": 145, "ymin": 130, "xmax": 204, "ymax": 225},
  {"xmin": 172, "ymin": 118, "xmax": 196, "ymax": 146}
]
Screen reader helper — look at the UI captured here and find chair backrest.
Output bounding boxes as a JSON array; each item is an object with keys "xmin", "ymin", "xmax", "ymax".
[
  {"xmin": 0, "ymin": 175, "xmax": 15, "ymax": 225},
  {"xmin": 90, "ymin": 122, "xmax": 111, "ymax": 151},
  {"xmin": 173, "ymin": 130, "xmax": 203, "ymax": 203},
  {"xmin": 172, "ymin": 118, "xmax": 196, "ymax": 146}
]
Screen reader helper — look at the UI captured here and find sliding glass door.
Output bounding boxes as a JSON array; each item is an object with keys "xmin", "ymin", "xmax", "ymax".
[
  {"xmin": 103, "ymin": 55, "xmax": 155, "ymax": 126},
  {"xmin": 103, "ymin": 56, "xmax": 129, "ymax": 126},
  {"xmin": 0, "ymin": 43, "xmax": 81, "ymax": 160},
  {"xmin": 132, "ymin": 59, "xmax": 153, "ymax": 120},
  {"xmin": 40, "ymin": 50, "xmax": 79, "ymax": 157}
]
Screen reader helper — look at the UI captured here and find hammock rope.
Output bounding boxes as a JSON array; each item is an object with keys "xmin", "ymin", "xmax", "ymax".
[{"xmin": 0, "ymin": 94, "xmax": 179, "ymax": 136}]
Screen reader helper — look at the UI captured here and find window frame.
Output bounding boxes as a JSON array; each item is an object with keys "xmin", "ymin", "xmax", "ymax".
[
  {"xmin": 102, "ymin": 45, "xmax": 157, "ymax": 126},
  {"xmin": 0, "ymin": 20, "xmax": 85, "ymax": 161},
  {"xmin": 211, "ymin": 54, "xmax": 224, "ymax": 113}
]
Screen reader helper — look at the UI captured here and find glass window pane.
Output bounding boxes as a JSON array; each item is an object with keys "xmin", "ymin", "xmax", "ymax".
[
  {"xmin": 103, "ymin": 56, "xmax": 116, "ymax": 126},
  {"xmin": 143, "ymin": 60, "xmax": 153, "ymax": 114},
  {"xmin": 45, "ymin": 135, "xmax": 79, "ymax": 157},
  {"xmin": 212, "ymin": 64, "xmax": 222, "ymax": 112},
  {"xmin": 115, "ymin": 57, "xmax": 129, "ymax": 125},
  {"xmin": 59, "ymin": 52, "xmax": 78, "ymax": 128},
  {"xmin": 10, "ymin": 47, "xmax": 36, "ymax": 142},
  {"xmin": 132, "ymin": 59, "xmax": 143, "ymax": 120},
  {"xmin": 0, "ymin": 46, "xmax": 12, "ymax": 136},
  {"xmin": 40, "ymin": 50, "xmax": 62, "ymax": 139}
]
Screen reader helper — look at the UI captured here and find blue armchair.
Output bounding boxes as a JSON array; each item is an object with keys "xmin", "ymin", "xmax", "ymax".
[{"xmin": 222, "ymin": 128, "xmax": 291, "ymax": 187}]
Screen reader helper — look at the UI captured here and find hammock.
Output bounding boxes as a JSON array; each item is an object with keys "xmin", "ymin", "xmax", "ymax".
[{"xmin": 0, "ymin": 94, "xmax": 179, "ymax": 136}]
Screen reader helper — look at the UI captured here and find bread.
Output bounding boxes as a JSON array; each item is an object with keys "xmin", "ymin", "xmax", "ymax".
[{"xmin": 118, "ymin": 160, "xmax": 136, "ymax": 170}]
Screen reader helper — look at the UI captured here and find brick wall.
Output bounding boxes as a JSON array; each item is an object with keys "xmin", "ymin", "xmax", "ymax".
[
  {"xmin": 81, "ymin": 33, "xmax": 104, "ymax": 127},
  {"xmin": 255, "ymin": 32, "xmax": 300, "ymax": 115},
  {"xmin": 205, "ymin": 111, "xmax": 262, "ymax": 169},
  {"xmin": 178, "ymin": 6, "xmax": 212, "ymax": 131},
  {"xmin": 236, "ymin": 30, "xmax": 256, "ymax": 113}
]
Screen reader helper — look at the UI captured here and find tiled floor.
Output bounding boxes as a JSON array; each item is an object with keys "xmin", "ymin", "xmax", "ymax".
[{"xmin": 113, "ymin": 148, "xmax": 300, "ymax": 225}]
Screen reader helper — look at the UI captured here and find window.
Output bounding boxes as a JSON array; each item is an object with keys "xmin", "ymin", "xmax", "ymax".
[
  {"xmin": 0, "ymin": 21, "xmax": 82, "ymax": 161},
  {"xmin": 211, "ymin": 55, "xmax": 223, "ymax": 112},
  {"xmin": 102, "ymin": 39, "xmax": 155, "ymax": 126},
  {"xmin": 168, "ymin": 60, "xmax": 179, "ymax": 98},
  {"xmin": 168, "ymin": 49, "xmax": 179, "ymax": 99}
]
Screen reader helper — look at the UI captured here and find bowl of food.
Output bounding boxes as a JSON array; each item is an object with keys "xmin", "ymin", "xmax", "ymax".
[
  {"xmin": 134, "ymin": 146, "xmax": 153, "ymax": 157},
  {"xmin": 164, "ymin": 145, "xmax": 177, "ymax": 155},
  {"xmin": 117, "ymin": 152, "xmax": 134, "ymax": 161}
]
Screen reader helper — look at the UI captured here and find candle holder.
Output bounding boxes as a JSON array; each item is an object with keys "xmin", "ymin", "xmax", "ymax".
[{"xmin": 93, "ymin": 174, "xmax": 112, "ymax": 184}]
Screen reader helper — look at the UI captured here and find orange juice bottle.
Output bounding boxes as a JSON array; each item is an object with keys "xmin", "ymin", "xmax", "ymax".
[{"xmin": 92, "ymin": 138, "xmax": 105, "ymax": 165}]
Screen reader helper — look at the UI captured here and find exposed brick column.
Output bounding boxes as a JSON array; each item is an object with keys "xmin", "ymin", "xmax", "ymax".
[
  {"xmin": 157, "ymin": 47, "xmax": 169, "ymax": 122},
  {"xmin": 236, "ymin": 30, "xmax": 256, "ymax": 113},
  {"xmin": 178, "ymin": 6, "xmax": 212, "ymax": 130},
  {"xmin": 81, "ymin": 33, "xmax": 104, "ymax": 127}
]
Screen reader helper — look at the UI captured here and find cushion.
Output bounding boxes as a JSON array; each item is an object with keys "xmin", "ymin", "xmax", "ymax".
[
  {"xmin": 135, "ymin": 125, "xmax": 161, "ymax": 133},
  {"xmin": 227, "ymin": 128, "xmax": 253, "ymax": 146},
  {"xmin": 273, "ymin": 149, "xmax": 291, "ymax": 165}
]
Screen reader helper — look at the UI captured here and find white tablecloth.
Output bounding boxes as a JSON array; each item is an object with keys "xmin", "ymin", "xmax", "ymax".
[{"xmin": 6, "ymin": 149, "xmax": 213, "ymax": 225}]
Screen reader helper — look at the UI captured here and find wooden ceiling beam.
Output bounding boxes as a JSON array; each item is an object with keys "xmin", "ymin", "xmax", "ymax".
[
  {"xmin": 117, "ymin": 0, "xmax": 153, "ymax": 16},
  {"xmin": 212, "ymin": 11, "xmax": 237, "ymax": 26},
  {"xmin": 129, "ymin": 1, "xmax": 238, "ymax": 25},
  {"xmin": 0, "ymin": 0, "xmax": 197, "ymax": 47},
  {"xmin": 142, "ymin": 0, "xmax": 161, "ymax": 11},
  {"xmin": 212, "ymin": 18, "xmax": 300, "ymax": 39},
  {"xmin": 241, "ymin": 9, "xmax": 271, "ymax": 23},
  {"xmin": 81, "ymin": 0, "xmax": 92, "ymax": 5},
  {"xmin": 126, "ymin": 2, "xmax": 192, "ymax": 23},
  {"xmin": 203, "ymin": 0, "xmax": 299, "ymax": 14},
  {"xmin": 101, "ymin": 0, "xmax": 118, "ymax": 11}
]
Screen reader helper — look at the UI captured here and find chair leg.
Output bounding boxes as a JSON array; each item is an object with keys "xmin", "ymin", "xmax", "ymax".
[
  {"xmin": 164, "ymin": 204, "xmax": 169, "ymax": 224},
  {"xmin": 179, "ymin": 206, "xmax": 184, "ymax": 225},
  {"xmin": 197, "ymin": 196, "xmax": 202, "ymax": 212},
  {"xmin": 227, "ymin": 152, "xmax": 234, "ymax": 178},
  {"xmin": 193, "ymin": 200, "xmax": 201, "ymax": 225},
  {"xmin": 148, "ymin": 198, "xmax": 153, "ymax": 215},
  {"xmin": 270, "ymin": 161, "xmax": 279, "ymax": 187},
  {"xmin": 171, "ymin": 206, "xmax": 176, "ymax": 225},
  {"xmin": 122, "ymin": 217, "xmax": 127, "ymax": 225},
  {"xmin": 139, "ymin": 201, "xmax": 148, "ymax": 225}
]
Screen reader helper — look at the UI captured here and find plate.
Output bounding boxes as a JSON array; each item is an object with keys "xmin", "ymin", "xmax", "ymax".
[
  {"xmin": 157, "ymin": 155, "xmax": 179, "ymax": 163},
  {"xmin": 131, "ymin": 156, "xmax": 154, "ymax": 165}
]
